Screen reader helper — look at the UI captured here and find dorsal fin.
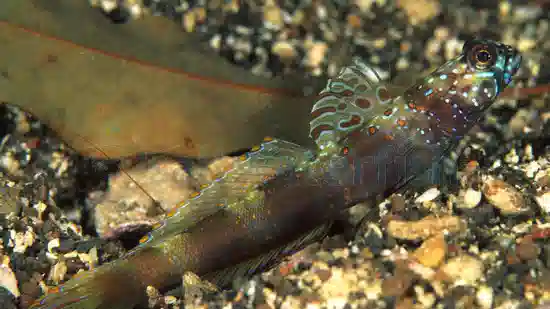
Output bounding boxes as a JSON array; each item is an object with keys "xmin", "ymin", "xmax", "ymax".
[
  {"xmin": 135, "ymin": 138, "xmax": 314, "ymax": 247},
  {"xmin": 309, "ymin": 58, "xmax": 394, "ymax": 154}
]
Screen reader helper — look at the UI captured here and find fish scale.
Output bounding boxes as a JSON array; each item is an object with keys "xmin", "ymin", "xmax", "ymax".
[{"xmin": 31, "ymin": 39, "xmax": 522, "ymax": 309}]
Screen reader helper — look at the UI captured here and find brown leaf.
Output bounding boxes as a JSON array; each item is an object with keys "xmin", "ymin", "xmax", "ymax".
[{"xmin": 0, "ymin": 0, "xmax": 325, "ymax": 159}]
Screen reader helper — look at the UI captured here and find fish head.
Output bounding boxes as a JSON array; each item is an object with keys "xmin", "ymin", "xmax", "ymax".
[
  {"xmin": 403, "ymin": 39, "xmax": 522, "ymax": 137},
  {"xmin": 455, "ymin": 39, "xmax": 521, "ymax": 100}
]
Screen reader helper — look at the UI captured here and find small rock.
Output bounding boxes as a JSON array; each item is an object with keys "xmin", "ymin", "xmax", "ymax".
[
  {"xmin": 515, "ymin": 239, "xmax": 540, "ymax": 261},
  {"xmin": 396, "ymin": 0, "xmax": 441, "ymax": 25},
  {"xmin": 390, "ymin": 194, "xmax": 407, "ymax": 213},
  {"xmin": 536, "ymin": 191, "xmax": 550, "ymax": 214},
  {"xmin": 482, "ymin": 176, "xmax": 529, "ymax": 215},
  {"xmin": 263, "ymin": 3, "xmax": 284, "ymax": 30},
  {"xmin": 413, "ymin": 234, "xmax": 447, "ymax": 268},
  {"xmin": 461, "ymin": 188, "xmax": 482, "ymax": 208},
  {"xmin": 0, "ymin": 265, "xmax": 19, "ymax": 298},
  {"xmin": 305, "ymin": 42, "xmax": 328, "ymax": 70},
  {"xmin": 414, "ymin": 187, "xmax": 440, "ymax": 204},
  {"xmin": 476, "ymin": 285, "xmax": 494, "ymax": 309},
  {"xmin": 48, "ymin": 260, "xmax": 68, "ymax": 285},
  {"xmin": 10, "ymin": 228, "xmax": 35, "ymax": 254},
  {"xmin": 92, "ymin": 158, "xmax": 198, "ymax": 237},
  {"xmin": 0, "ymin": 184, "xmax": 20, "ymax": 215},
  {"xmin": 387, "ymin": 215, "xmax": 466, "ymax": 241},
  {"xmin": 272, "ymin": 41, "xmax": 297, "ymax": 63},
  {"xmin": 382, "ymin": 273, "xmax": 413, "ymax": 297},
  {"xmin": 440, "ymin": 255, "xmax": 484, "ymax": 285}
]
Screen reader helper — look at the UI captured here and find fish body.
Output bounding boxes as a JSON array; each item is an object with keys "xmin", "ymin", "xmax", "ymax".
[{"xmin": 31, "ymin": 39, "xmax": 521, "ymax": 309}]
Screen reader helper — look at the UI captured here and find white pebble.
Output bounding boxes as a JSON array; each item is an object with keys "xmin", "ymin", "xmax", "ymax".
[
  {"xmin": 0, "ymin": 265, "xmax": 19, "ymax": 297},
  {"xmin": 476, "ymin": 285, "xmax": 494, "ymax": 309},
  {"xmin": 128, "ymin": 3, "xmax": 143, "ymax": 18},
  {"xmin": 396, "ymin": 57, "xmax": 409, "ymax": 70},
  {"xmin": 272, "ymin": 41, "xmax": 297, "ymax": 61},
  {"xmin": 10, "ymin": 228, "xmax": 35, "ymax": 254},
  {"xmin": 47, "ymin": 238, "xmax": 60, "ymax": 254},
  {"xmin": 504, "ymin": 148, "xmax": 519, "ymax": 164},
  {"xmin": 536, "ymin": 191, "xmax": 550, "ymax": 214},
  {"xmin": 209, "ymin": 34, "xmax": 222, "ymax": 50},
  {"xmin": 100, "ymin": 0, "xmax": 117, "ymax": 13},
  {"xmin": 525, "ymin": 161, "xmax": 541, "ymax": 178},
  {"xmin": 463, "ymin": 188, "xmax": 482, "ymax": 208},
  {"xmin": 518, "ymin": 38, "xmax": 536, "ymax": 52},
  {"xmin": 415, "ymin": 187, "xmax": 441, "ymax": 204},
  {"xmin": 441, "ymin": 255, "xmax": 484, "ymax": 285},
  {"xmin": 49, "ymin": 260, "xmax": 68, "ymax": 285},
  {"xmin": 306, "ymin": 42, "xmax": 328, "ymax": 69}
]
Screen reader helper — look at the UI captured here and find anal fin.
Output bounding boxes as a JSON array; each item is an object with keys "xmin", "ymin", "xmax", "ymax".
[{"xmin": 202, "ymin": 223, "xmax": 332, "ymax": 289}]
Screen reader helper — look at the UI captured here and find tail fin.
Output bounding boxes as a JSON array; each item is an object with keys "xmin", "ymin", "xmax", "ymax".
[{"xmin": 30, "ymin": 254, "xmax": 149, "ymax": 309}]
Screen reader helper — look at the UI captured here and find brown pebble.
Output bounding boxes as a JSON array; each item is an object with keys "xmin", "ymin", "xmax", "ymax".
[
  {"xmin": 347, "ymin": 14, "xmax": 362, "ymax": 29},
  {"xmin": 391, "ymin": 194, "xmax": 406, "ymax": 213},
  {"xmin": 387, "ymin": 215, "xmax": 466, "ymax": 241},
  {"xmin": 395, "ymin": 297, "xmax": 416, "ymax": 309},
  {"xmin": 314, "ymin": 269, "xmax": 332, "ymax": 282},
  {"xmin": 20, "ymin": 281, "xmax": 40, "ymax": 298},
  {"xmin": 19, "ymin": 294, "xmax": 35, "ymax": 309},
  {"xmin": 506, "ymin": 252, "xmax": 521, "ymax": 265},
  {"xmin": 65, "ymin": 258, "xmax": 86, "ymax": 274},
  {"xmin": 536, "ymin": 174, "xmax": 550, "ymax": 189},
  {"xmin": 516, "ymin": 240, "xmax": 540, "ymax": 261},
  {"xmin": 382, "ymin": 273, "xmax": 413, "ymax": 297}
]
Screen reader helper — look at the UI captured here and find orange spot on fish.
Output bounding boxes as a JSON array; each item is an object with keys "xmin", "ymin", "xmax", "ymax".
[
  {"xmin": 190, "ymin": 191, "xmax": 201, "ymax": 198},
  {"xmin": 465, "ymin": 160, "xmax": 479, "ymax": 173},
  {"xmin": 340, "ymin": 115, "xmax": 362, "ymax": 128},
  {"xmin": 397, "ymin": 119, "xmax": 407, "ymax": 127},
  {"xmin": 383, "ymin": 134, "xmax": 394, "ymax": 141},
  {"xmin": 263, "ymin": 136, "xmax": 274, "ymax": 142},
  {"xmin": 166, "ymin": 208, "xmax": 178, "ymax": 218},
  {"xmin": 251, "ymin": 145, "xmax": 261, "ymax": 152},
  {"xmin": 139, "ymin": 235, "xmax": 149, "ymax": 244},
  {"xmin": 368, "ymin": 126, "xmax": 378, "ymax": 135},
  {"xmin": 383, "ymin": 109, "xmax": 393, "ymax": 116},
  {"xmin": 342, "ymin": 147, "xmax": 349, "ymax": 155},
  {"xmin": 408, "ymin": 102, "xmax": 417, "ymax": 110}
]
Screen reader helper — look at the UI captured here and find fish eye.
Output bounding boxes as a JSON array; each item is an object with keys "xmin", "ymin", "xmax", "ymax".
[
  {"xmin": 467, "ymin": 43, "xmax": 497, "ymax": 70},
  {"xmin": 475, "ymin": 50, "xmax": 491, "ymax": 64}
]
